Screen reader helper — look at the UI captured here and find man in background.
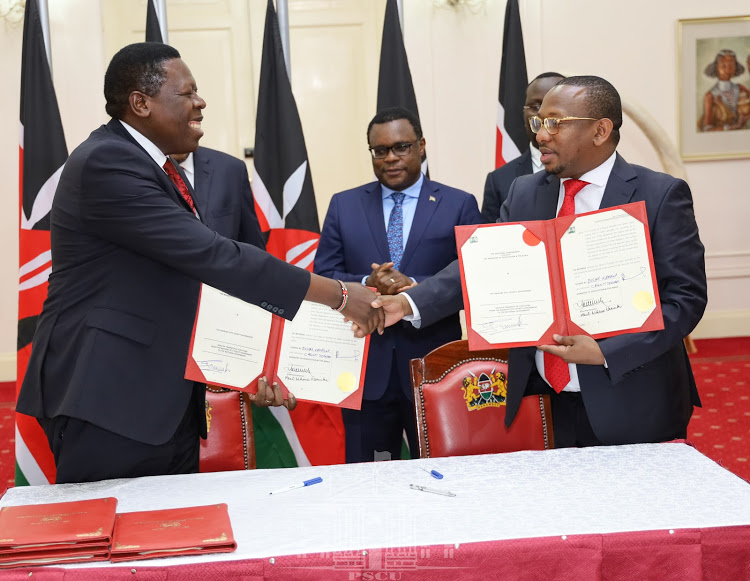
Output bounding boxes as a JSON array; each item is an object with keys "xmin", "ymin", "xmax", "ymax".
[
  {"xmin": 314, "ymin": 107, "xmax": 482, "ymax": 463},
  {"xmin": 481, "ymin": 72, "xmax": 565, "ymax": 222},
  {"xmin": 171, "ymin": 147, "xmax": 266, "ymax": 251},
  {"xmin": 366, "ymin": 77, "xmax": 706, "ymax": 449}
]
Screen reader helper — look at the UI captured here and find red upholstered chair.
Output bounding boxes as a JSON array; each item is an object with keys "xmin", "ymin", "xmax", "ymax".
[
  {"xmin": 199, "ymin": 386, "xmax": 256, "ymax": 472},
  {"xmin": 410, "ymin": 340, "xmax": 554, "ymax": 458}
]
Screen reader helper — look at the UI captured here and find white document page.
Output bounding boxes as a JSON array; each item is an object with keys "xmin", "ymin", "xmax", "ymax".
[
  {"xmin": 460, "ymin": 224, "xmax": 555, "ymax": 345},
  {"xmin": 561, "ymin": 208, "xmax": 656, "ymax": 335},
  {"xmin": 190, "ymin": 284, "xmax": 273, "ymax": 388},
  {"xmin": 276, "ymin": 301, "xmax": 366, "ymax": 406}
]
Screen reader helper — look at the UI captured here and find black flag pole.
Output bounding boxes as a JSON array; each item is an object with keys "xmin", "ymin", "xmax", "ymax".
[
  {"xmin": 377, "ymin": 0, "xmax": 426, "ymax": 174},
  {"xmin": 17, "ymin": 0, "xmax": 69, "ymax": 486},
  {"xmin": 494, "ymin": 0, "xmax": 528, "ymax": 167},
  {"xmin": 146, "ymin": 0, "xmax": 167, "ymax": 44}
]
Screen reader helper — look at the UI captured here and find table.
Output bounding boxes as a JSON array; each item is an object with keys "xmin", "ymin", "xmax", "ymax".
[{"xmin": 1, "ymin": 443, "xmax": 749, "ymax": 580}]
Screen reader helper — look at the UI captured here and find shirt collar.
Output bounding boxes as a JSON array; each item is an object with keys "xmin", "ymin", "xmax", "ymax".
[
  {"xmin": 178, "ymin": 152, "xmax": 195, "ymax": 176},
  {"xmin": 566, "ymin": 150, "xmax": 617, "ymax": 188},
  {"xmin": 529, "ymin": 144, "xmax": 543, "ymax": 172},
  {"xmin": 119, "ymin": 120, "xmax": 168, "ymax": 169},
  {"xmin": 381, "ymin": 173, "xmax": 424, "ymax": 201}
]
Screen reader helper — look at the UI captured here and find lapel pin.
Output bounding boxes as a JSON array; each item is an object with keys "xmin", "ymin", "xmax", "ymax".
[{"xmin": 429, "ymin": 195, "xmax": 436, "ymax": 202}]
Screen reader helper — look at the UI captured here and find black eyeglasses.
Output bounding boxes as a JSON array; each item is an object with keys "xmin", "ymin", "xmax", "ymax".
[{"xmin": 369, "ymin": 141, "xmax": 418, "ymax": 159}]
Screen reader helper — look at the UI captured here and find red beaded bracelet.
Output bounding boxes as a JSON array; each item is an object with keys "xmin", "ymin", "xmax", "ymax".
[{"xmin": 334, "ymin": 280, "xmax": 349, "ymax": 312}]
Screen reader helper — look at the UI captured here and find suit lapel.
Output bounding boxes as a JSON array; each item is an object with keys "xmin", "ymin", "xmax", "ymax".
[
  {"xmin": 191, "ymin": 149, "xmax": 213, "ymax": 215},
  {"xmin": 534, "ymin": 174, "xmax": 560, "ymax": 220},
  {"xmin": 600, "ymin": 153, "xmax": 637, "ymax": 209},
  {"xmin": 400, "ymin": 178, "xmax": 440, "ymax": 272},
  {"xmin": 166, "ymin": 158, "xmax": 202, "ymax": 218},
  {"xmin": 516, "ymin": 149, "xmax": 533, "ymax": 178},
  {"xmin": 362, "ymin": 183, "xmax": 390, "ymax": 261},
  {"xmin": 107, "ymin": 120, "xmax": 200, "ymax": 218}
]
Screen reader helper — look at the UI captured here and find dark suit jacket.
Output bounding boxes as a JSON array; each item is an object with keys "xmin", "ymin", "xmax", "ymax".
[
  {"xmin": 17, "ymin": 119, "xmax": 310, "ymax": 446},
  {"xmin": 189, "ymin": 147, "xmax": 265, "ymax": 249},
  {"xmin": 408, "ymin": 155, "xmax": 707, "ymax": 444},
  {"xmin": 481, "ymin": 149, "xmax": 533, "ymax": 223},
  {"xmin": 314, "ymin": 178, "xmax": 482, "ymax": 400}
]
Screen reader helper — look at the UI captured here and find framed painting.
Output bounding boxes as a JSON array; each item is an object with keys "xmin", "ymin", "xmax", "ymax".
[{"xmin": 678, "ymin": 15, "xmax": 750, "ymax": 160}]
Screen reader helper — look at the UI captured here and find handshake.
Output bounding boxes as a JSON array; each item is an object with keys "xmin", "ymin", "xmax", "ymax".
[{"xmin": 324, "ymin": 261, "xmax": 416, "ymax": 339}]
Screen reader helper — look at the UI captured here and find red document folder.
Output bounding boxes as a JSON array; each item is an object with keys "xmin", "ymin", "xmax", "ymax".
[
  {"xmin": 456, "ymin": 202, "xmax": 664, "ymax": 351},
  {"xmin": 185, "ymin": 289, "xmax": 369, "ymax": 410},
  {"xmin": 110, "ymin": 503, "xmax": 236, "ymax": 562},
  {"xmin": 0, "ymin": 497, "xmax": 117, "ymax": 568}
]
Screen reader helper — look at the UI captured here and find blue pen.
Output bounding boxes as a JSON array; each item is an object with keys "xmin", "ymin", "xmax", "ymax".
[
  {"xmin": 269, "ymin": 477, "xmax": 323, "ymax": 495},
  {"xmin": 420, "ymin": 467, "xmax": 443, "ymax": 479}
]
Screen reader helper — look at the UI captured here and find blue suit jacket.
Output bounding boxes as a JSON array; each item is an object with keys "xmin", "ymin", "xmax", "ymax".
[
  {"xmin": 17, "ymin": 119, "xmax": 309, "ymax": 446},
  {"xmin": 314, "ymin": 177, "xmax": 482, "ymax": 400},
  {"xmin": 190, "ymin": 147, "xmax": 265, "ymax": 249},
  {"xmin": 408, "ymin": 155, "xmax": 707, "ymax": 444},
  {"xmin": 481, "ymin": 149, "xmax": 533, "ymax": 223}
]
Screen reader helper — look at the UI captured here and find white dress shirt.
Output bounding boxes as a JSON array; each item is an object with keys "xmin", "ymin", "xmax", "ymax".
[
  {"xmin": 529, "ymin": 143, "xmax": 544, "ymax": 174},
  {"xmin": 176, "ymin": 152, "xmax": 196, "ymax": 188}
]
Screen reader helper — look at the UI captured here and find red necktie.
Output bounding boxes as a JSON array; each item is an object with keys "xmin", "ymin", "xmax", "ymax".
[
  {"xmin": 163, "ymin": 159, "xmax": 197, "ymax": 216},
  {"xmin": 543, "ymin": 179, "xmax": 589, "ymax": 393}
]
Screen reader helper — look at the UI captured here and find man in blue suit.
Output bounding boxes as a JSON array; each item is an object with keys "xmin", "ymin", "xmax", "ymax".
[
  {"xmin": 481, "ymin": 72, "xmax": 564, "ymax": 223},
  {"xmin": 16, "ymin": 42, "xmax": 382, "ymax": 483},
  {"xmin": 314, "ymin": 107, "xmax": 482, "ymax": 462},
  {"xmin": 366, "ymin": 77, "xmax": 707, "ymax": 448}
]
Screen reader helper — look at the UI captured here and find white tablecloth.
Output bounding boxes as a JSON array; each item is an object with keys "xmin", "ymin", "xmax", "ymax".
[{"xmin": 1, "ymin": 443, "xmax": 748, "ymax": 568}]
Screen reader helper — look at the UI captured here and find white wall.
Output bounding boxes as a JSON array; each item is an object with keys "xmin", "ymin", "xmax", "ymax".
[
  {"xmin": 1, "ymin": 0, "xmax": 748, "ymax": 380},
  {"xmin": 0, "ymin": 16, "xmax": 23, "ymax": 380},
  {"xmin": 404, "ymin": 0, "xmax": 750, "ymax": 339}
]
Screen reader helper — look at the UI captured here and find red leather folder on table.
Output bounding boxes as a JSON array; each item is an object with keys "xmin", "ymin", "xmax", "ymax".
[
  {"xmin": 110, "ymin": 503, "xmax": 236, "ymax": 562},
  {"xmin": 0, "ymin": 497, "xmax": 117, "ymax": 568},
  {"xmin": 185, "ymin": 289, "xmax": 369, "ymax": 410},
  {"xmin": 456, "ymin": 202, "xmax": 664, "ymax": 351}
]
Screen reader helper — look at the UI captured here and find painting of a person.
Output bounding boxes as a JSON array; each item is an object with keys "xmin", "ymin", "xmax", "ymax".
[{"xmin": 699, "ymin": 49, "xmax": 750, "ymax": 131}]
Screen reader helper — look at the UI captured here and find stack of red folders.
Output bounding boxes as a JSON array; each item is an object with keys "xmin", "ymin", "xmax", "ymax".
[
  {"xmin": 0, "ymin": 497, "xmax": 117, "ymax": 568},
  {"xmin": 110, "ymin": 503, "xmax": 236, "ymax": 562}
]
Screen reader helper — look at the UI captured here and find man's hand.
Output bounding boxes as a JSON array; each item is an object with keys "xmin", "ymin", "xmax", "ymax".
[
  {"xmin": 342, "ymin": 283, "xmax": 385, "ymax": 336},
  {"xmin": 351, "ymin": 294, "xmax": 412, "ymax": 338},
  {"xmin": 366, "ymin": 262, "xmax": 412, "ymax": 295},
  {"xmin": 250, "ymin": 376, "xmax": 298, "ymax": 410},
  {"xmin": 537, "ymin": 334, "xmax": 605, "ymax": 365}
]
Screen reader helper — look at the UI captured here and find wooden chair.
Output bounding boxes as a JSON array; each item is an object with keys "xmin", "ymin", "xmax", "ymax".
[
  {"xmin": 199, "ymin": 386, "xmax": 256, "ymax": 472},
  {"xmin": 410, "ymin": 340, "xmax": 554, "ymax": 458}
]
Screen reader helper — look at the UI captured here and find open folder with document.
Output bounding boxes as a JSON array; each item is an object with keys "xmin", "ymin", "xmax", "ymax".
[
  {"xmin": 185, "ymin": 285, "xmax": 370, "ymax": 409},
  {"xmin": 456, "ymin": 202, "xmax": 664, "ymax": 350}
]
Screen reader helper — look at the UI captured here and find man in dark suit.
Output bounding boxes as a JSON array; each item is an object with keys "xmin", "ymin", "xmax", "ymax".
[
  {"xmin": 481, "ymin": 72, "xmax": 564, "ymax": 223},
  {"xmin": 172, "ymin": 147, "xmax": 266, "ymax": 251},
  {"xmin": 314, "ymin": 107, "xmax": 482, "ymax": 462},
  {"xmin": 16, "ymin": 42, "xmax": 382, "ymax": 483},
  {"xmin": 366, "ymin": 77, "xmax": 707, "ymax": 448}
]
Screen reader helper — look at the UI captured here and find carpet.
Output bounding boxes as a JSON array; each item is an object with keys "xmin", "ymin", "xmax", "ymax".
[
  {"xmin": 687, "ymin": 337, "xmax": 750, "ymax": 482},
  {"xmin": 0, "ymin": 400, "xmax": 15, "ymax": 497}
]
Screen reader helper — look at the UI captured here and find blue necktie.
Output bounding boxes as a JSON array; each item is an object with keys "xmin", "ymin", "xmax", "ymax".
[{"xmin": 387, "ymin": 192, "xmax": 406, "ymax": 270}]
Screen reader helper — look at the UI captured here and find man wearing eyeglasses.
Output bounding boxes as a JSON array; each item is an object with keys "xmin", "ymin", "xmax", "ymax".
[
  {"xmin": 364, "ymin": 77, "xmax": 707, "ymax": 448},
  {"xmin": 315, "ymin": 107, "xmax": 482, "ymax": 463},
  {"xmin": 481, "ymin": 72, "xmax": 565, "ymax": 223}
]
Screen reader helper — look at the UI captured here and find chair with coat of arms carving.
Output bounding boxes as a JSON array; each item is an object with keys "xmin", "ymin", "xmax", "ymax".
[
  {"xmin": 410, "ymin": 340, "xmax": 554, "ymax": 458},
  {"xmin": 199, "ymin": 386, "xmax": 256, "ymax": 472}
]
